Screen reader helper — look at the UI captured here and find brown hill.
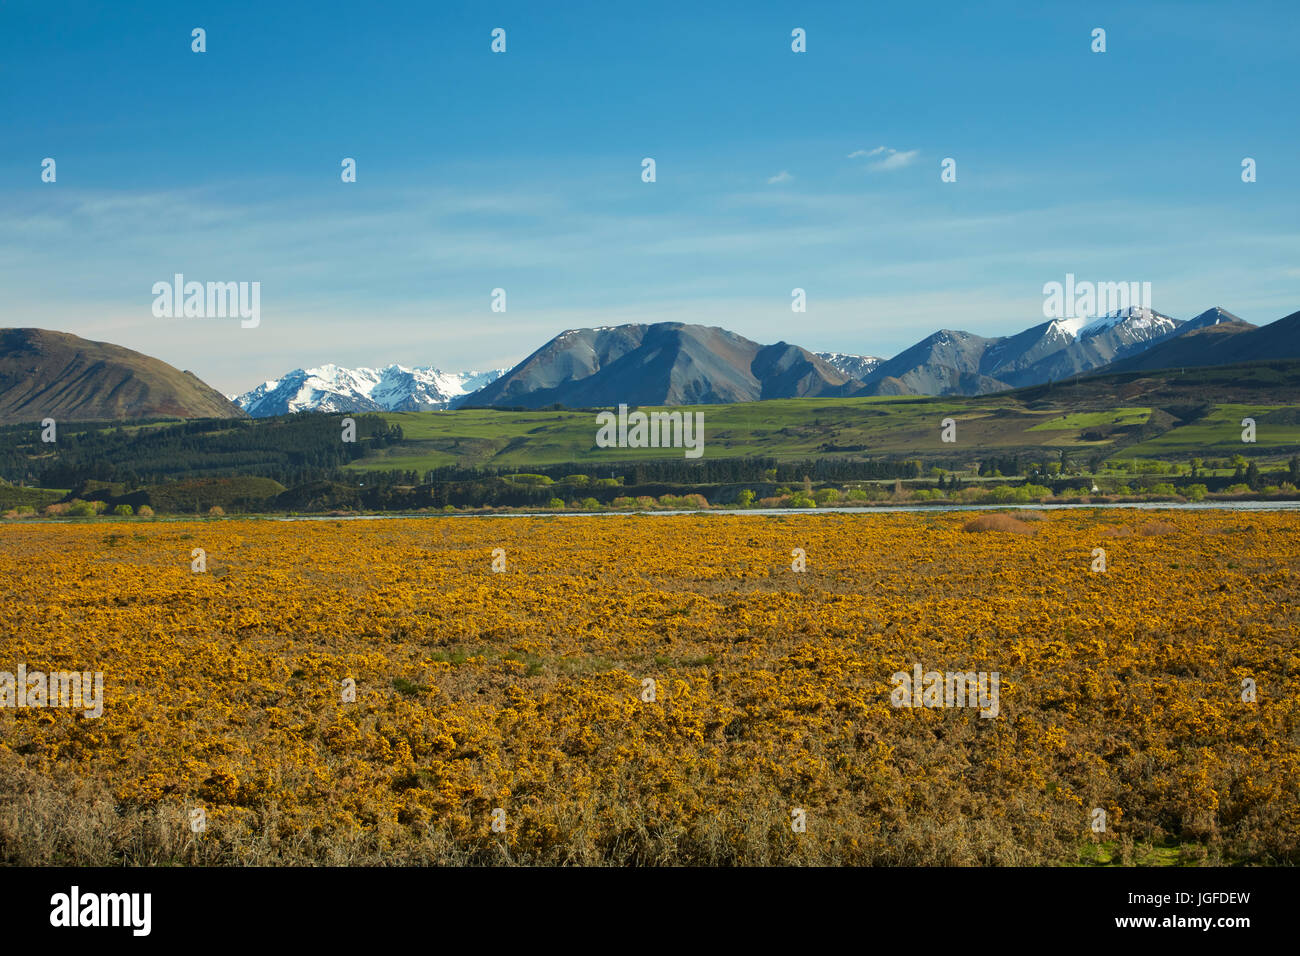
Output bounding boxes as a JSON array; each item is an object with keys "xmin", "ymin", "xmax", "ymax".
[{"xmin": 0, "ymin": 328, "xmax": 246, "ymax": 424}]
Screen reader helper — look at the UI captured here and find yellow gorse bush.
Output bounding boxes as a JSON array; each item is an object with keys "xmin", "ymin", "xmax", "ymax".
[{"xmin": 0, "ymin": 511, "xmax": 1297, "ymax": 865}]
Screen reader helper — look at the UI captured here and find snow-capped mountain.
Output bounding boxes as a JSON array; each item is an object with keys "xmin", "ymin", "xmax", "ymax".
[
  {"xmin": 235, "ymin": 364, "xmax": 507, "ymax": 417},
  {"xmin": 230, "ymin": 305, "xmax": 1256, "ymax": 413},
  {"xmin": 1099, "ymin": 307, "xmax": 1268, "ymax": 374},
  {"xmin": 854, "ymin": 306, "xmax": 1186, "ymax": 396},
  {"xmin": 815, "ymin": 351, "xmax": 884, "ymax": 379}
]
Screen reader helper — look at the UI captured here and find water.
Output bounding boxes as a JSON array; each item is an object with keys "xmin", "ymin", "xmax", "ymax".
[{"xmin": 276, "ymin": 500, "xmax": 1300, "ymax": 521}]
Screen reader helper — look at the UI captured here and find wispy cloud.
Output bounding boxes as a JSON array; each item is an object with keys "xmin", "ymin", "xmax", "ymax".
[
  {"xmin": 3, "ymin": 173, "xmax": 1294, "ymax": 393},
  {"xmin": 848, "ymin": 146, "xmax": 919, "ymax": 171},
  {"xmin": 766, "ymin": 170, "xmax": 793, "ymax": 185},
  {"xmin": 873, "ymin": 149, "xmax": 919, "ymax": 170}
]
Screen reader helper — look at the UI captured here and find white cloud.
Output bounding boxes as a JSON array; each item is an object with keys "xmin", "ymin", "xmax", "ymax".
[
  {"xmin": 766, "ymin": 170, "xmax": 793, "ymax": 184},
  {"xmin": 4, "ymin": 176, "xmax": 1293, "ymax": 393},
  {"xmin": 872, "ymin": 149, "xmax": 919, "ymax": 170},
  {"xmin": 848, "ymin": 146, "xmax": 919, "ymax": 170}
]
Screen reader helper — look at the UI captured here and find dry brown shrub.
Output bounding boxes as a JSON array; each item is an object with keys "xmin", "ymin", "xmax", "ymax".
[
  {"xmin": 1138, "ymin": 520, "xmax": 1178, "ymax": 536},
  {"xmin": 1018, "ymin": 511, "xmax": 1047, "ymax": 521},
  {"xmin": 1099, "ymin": 525, "xmax": 1133, "ymax": 538},
  {"xmin": 962, "ymin": 513, "xmax": 1036, "ymax": 534}
]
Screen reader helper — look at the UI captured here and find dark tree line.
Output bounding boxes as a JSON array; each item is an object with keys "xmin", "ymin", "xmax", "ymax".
[
  {"xmin": 420, "ymin": 457, "xmax": 921, "ymax": 486},
  {"xmin": 0, "ymin": 414, "xmax": 401, "ymax": 488}
]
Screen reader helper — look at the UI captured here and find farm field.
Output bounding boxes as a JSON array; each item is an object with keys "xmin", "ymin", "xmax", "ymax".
[
  {"xmin": 350, "ymin": 364, "xmax": 1300, "ymax": 472},
  {"xmin": 1, "ymin": 511, "xmax": 1298, "ymax": 865},
  {"xmin": 361, "ymin": 396, "xmax": 1300, "ymax": 472}
]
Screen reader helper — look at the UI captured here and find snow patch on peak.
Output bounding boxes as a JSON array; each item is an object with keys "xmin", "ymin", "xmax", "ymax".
[
  {"xmin": 1081, "ymin": 306, "xmax": 1177, "ymax": 338},
  {"xmin": 1049, "ymin": 317, "xmax": 1087, "ymax": 338},
  {"xmin": 815, "ymin": 351, "xmax": 883, "ymax": 379}
]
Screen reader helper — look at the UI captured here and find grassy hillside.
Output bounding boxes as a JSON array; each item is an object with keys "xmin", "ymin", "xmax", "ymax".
[
  {"xmin": 351, "ymin": 368, "xmax": 1300, "ymax": 472},
  {"xmin": 0, "ymin": 484, "xmax": 64, "ymax": 511},
  {"xmin": 1122, "ymin": 404, "xmax": 1300, "ymax": 457}
]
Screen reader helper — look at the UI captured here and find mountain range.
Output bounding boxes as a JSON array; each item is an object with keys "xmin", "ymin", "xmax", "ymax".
[
  {"xmin": 1101, "ymin": 308, "xmax": 1293, "ymax": 374},
  {"xmin": 442, "ymin": 306, "xmax": 1280, "ymax": 410},
  {"xmin": 3, "ymin": 305, "xmax": 1297, "ymax": 425},
  {"xmin": 234, "ymin": 306, "xmax": 1264, "ymax": 415},
  {"xmin": 233, "ymin": 364, "xmax": 506, "ymax": 417},
  {"xmin": 853, "ymin": 307, "xmax": 1189, "ymax": 397}
]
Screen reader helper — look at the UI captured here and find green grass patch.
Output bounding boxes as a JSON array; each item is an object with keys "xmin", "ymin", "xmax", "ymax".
[
  {"xmin": 392, "ymin": 676, "xmax": 431, "ymax": 696},
  {"xmin": 1028, "ymin": 408, "xmax": 1150, "ymax": 431},
  {"xmin": 1125, "ymin": 404, "xmax": 1300, "ymax": 456}
]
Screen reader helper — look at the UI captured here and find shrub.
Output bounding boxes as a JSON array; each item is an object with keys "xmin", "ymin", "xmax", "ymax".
[
  {"xmin": 963, "ymin": 513, "xmax": 1036, "ymax": 535},
  {"xmin": 208, "ymin": 506, "xmax": 225, "ymax": 517},
  {"xmin": 611, "ymin": 497, "xmax": 637, "ymax": 509},
  {"xmin": 579, "ymin": 497, "xmax": 601, "ymax": 510},
  {"xmin": 737, "ymin": 490, "xmax": 756, "ymax": 508},
  {"xmin": 657, "ymin": 494, "xmax": 709, "ymax": 509},
  {"xmin": 1184, "ymin": 484, "xmax": 1208, "ymax": 502},
  {"xmin": 547, "ymin": 498, "xmax": 565, "ymax": 509},
  {"xmin": 911, "ymin": 489, "xmax": 946, "ymax": 501},
  {"xmin": 112, "ymin": 504, "xmax": 134, "ymax": 517},
  {"xmin": 1139, "ymin": 520, "xmax": 1178, "ymax": 536},
  {"xmin": 66, "ymin": 500, "xmax": 98, "ymax": 517},
  {"xmin": 136, "ymin": 505, "xmax": 155, "ymax": 517}
]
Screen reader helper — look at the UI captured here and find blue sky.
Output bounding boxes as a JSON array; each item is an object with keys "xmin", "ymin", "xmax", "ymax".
[{"xmin": 1, "ymin": 0, "xmax": 1297, "ymax": 394}]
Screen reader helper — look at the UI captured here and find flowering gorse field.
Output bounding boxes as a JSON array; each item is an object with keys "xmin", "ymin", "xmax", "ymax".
[{"xmin": 1, "ymin": 511, "xmax": 1297, "ymax": 865}]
